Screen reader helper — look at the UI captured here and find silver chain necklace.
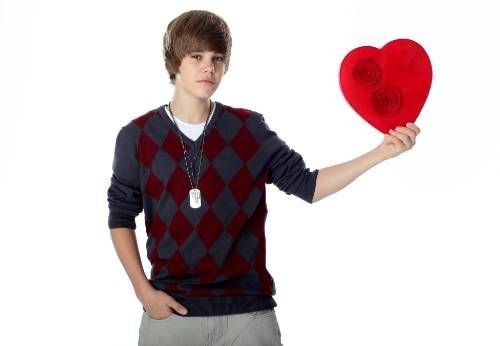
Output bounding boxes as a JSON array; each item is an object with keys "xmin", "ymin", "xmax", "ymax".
[{"xmin": 167, "ymin": 100, "xmax": 214, "ymax": 208}]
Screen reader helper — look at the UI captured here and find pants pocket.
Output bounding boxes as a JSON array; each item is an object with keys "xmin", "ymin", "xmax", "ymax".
[
  {"xmin": 143, "ymin": 311, "xmax": 175, "ymax": 322},
  {"xmin": 248, "ymin": 308, "xmax": 275, "ymax": 318},
  {"xmin": 232, "ymin": 309, "xmax": 282, "ymax": 345}
]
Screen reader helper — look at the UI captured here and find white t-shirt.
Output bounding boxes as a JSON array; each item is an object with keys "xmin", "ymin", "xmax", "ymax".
[{"xmin": 164, "ymin": 103, "xmax": 215, "ymax": 142}]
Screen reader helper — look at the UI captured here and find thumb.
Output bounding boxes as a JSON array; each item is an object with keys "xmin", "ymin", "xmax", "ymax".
[{"xmin": 165, "ymin": 296, "xmax": 188, "ymax": 315}]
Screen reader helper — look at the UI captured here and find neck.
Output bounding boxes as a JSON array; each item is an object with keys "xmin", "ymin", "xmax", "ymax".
[{"xmin": 169, "ymin": 94, "xmax": 211, "ymax": 125}]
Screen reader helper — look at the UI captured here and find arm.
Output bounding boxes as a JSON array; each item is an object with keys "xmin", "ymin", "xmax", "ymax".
[
  {"xmin": 109, "ymin": 227, "xmax": 151, "ymax": 299},
  {"xmin": 312, "ymin": 123, "xmax": 421, "ymax": 203},
  {"xmin": 107, "ymin": 124, "xmax": 150, "ymax": 298},
  {"xmin": 109, "ymin": 227, "xmax": 188, "ymax": 317},
  {"xmin": 255, "ymin": 113, "xmax": 319, "ymax": 204},
  {"xmin": 312, "ymin": 147, "xmax": 385, "ymax": 203},
  {"xmin": 107, "ymin": 124, "xmax": 188, "ymax": 316},
  {"xmin": 109, "ymin": 227, "xmax": 188, "ymax": 316}
]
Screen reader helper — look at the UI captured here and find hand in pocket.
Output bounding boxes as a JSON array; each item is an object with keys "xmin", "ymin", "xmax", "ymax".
[{"xmin": 139, "ymin": 286, "xmax": 188, "ymax": 320}]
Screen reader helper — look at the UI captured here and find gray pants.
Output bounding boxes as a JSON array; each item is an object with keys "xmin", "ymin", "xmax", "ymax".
[{"xmin": 138, "ymin": 308, "xmax": 283, "ymax": 346}]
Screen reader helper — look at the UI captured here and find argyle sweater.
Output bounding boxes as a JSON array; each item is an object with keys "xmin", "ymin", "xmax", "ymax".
[{"xmin": 107, "ymin": 100, "xmax": 319, "ymax": 316}]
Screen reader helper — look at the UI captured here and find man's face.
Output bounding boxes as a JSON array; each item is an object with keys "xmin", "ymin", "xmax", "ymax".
[{"xmin": 175, "ymin": 50, "xmax": 226, "ymax": 98}]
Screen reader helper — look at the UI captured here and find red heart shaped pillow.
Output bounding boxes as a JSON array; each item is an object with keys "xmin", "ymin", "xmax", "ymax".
[{"xmin": 339, "ymin": 38, "xmax": 432, "ymax": 133}]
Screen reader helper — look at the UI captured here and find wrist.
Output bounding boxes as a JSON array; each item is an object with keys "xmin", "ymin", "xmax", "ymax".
[
  {"xmin": 134, "ymin": 279, "xmax": 154, "ymax": 300},
  {"xmin": 370, "ymin": 146, "xmax": 391, "ymax": 163}
]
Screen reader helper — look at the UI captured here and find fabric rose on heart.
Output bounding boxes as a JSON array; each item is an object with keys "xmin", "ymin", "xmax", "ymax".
[
  {"xmin": 372, "ymin": 86, "xmax": 401, "ymax": 116},
  {"xmin": 352, "ymin": 58, "xmax": 381, "ymax": 86}
]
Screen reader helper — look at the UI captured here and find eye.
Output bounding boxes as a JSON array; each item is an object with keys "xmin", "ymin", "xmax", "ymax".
[{"xmin": 191, "ymin": 54, "xmax": 225, "ymax": 62}]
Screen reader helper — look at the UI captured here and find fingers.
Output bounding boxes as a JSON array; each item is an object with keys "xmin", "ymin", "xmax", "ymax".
[
  {"xmin": 165, "ymin": 296, "xmax": 188, "ymax": 315},
  {"xmin": 392, "ymin": 127, "xmax": 414, "ymax": 146},
  {"xmin": 389, "ymin": 123, "xmax": 420, "ymax": 149},
  {"xmin": 388, "ymin": 129, "xmax": 411, "ymax": 148},
  {"xmin": 406, "ymin": 122, "xmax": 421, "ymax": 134}
]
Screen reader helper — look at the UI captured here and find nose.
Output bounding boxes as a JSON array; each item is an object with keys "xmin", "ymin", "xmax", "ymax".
[{"xmin": 204, "ymin": 63, "xmax": 215, "ymax": 73}]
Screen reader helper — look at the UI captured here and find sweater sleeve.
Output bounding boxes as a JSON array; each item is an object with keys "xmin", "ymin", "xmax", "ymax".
[
  {"xmin": 257, "ymin": 113, "xmax": 319, "ymax": 204},
  {"xmin": 107, "ymin": 123, "xmax": 144, "ymax": 229}
]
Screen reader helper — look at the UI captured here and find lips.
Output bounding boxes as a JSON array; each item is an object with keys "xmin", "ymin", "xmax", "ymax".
[{"xmin": 199, "ymin": 80, "xmax": 215, "ymax": 85}]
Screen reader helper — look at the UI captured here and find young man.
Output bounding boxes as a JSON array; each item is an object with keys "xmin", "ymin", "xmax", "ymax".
[{"xmin": 107, "ymin": 9, "xmax": 420, "ymax": 346}]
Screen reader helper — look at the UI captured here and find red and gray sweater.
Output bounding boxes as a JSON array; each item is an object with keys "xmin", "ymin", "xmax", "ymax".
[{"xmin": 107, "ymin": 101, "xmax": 318, "ymax": 316}]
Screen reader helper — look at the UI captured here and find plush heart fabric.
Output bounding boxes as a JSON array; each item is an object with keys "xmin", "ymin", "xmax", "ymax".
[{"xmin": 339, "ymin": 38, "xmax": 432, "ymax": 133}]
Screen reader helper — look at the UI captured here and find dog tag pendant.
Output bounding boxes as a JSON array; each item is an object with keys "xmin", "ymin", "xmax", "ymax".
[{"xmin": 189, "ymin": 188, "xmax": 201, "ymax": 208}]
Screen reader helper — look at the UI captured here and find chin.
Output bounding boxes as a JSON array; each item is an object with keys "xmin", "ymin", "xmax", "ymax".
[
  {"xmin": 191, "ymin": 92, "xmax": 214, "ymax": 101},
  {"xmin": 194, "ymin": 88, "xmax": 217, "ymax": 98}
]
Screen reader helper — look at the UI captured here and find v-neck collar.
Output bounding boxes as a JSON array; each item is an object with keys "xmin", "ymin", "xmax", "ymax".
[{"xmin": 158, "ymin": 100, "xmax": 223, "ymax": 147}]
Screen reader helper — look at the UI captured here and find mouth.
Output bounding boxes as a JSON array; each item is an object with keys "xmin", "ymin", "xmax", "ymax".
[{"xmin": 199, "ymin": 80, "xmax": 215, "ymax": 85}]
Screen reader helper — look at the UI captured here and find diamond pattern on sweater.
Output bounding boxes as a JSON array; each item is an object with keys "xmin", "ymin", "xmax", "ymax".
[
  {"xmin": 211, "ymin": 146, "xmax": 243, "ymax": 183},
  {"xmin": 228, "ymin": 166, "xmax": 256, "ymax": 205},
  {"xmin": 161, "ymin": 130, "xmax": 190, "ymax": 163},
  {"xmin": 179, "ymin": 232, "xmax": 207, "ymax": 270},
  {"xmin": 167, "ymin": 250, "xmax": 189, "ymax": 278},
  {"xmin": 155, "ymin": 194, "xmax": 177, "ymax": 227},
  {"xmin": 157, "ymin": 233, "xmax": 177, "ymax": 261},
  {"xmin": 197, "ymin": 165, "xmax": 225, "ymax": 204},
  {"xmin": 138, "ymin": 131, "xmax": 160, "ymax": 168},
  {"xmin": 197, "ymin": 208, "xmax": 224, "ymax": 247},
  {"xmin": 230, "ymin": 125, "xmax": 260, "ymax": 162},
  {"xmin": 166, "ymin": 166, "xmax": 191, "ymax": 205},
  {"xmin": 168, "ymin": 210, "xmax": 193, "ymax": 246},
  {"xmin": 211, "ymin": 187, "xmax": 239, "ymax": 224},
  {"xmin": 203, "ymin": 128, "xmax": 226, "ymax": 161},
  {"xmin": 178, "ymin": 196, "xmax": 209, "ymax": 226},
  {"xmin": 194, "ymin": 252, "xmax": 220, "ymax": 283},
  {"xmin": 144, "ymin": 171, "xmax": 164, "ymax": 201},
  {"xmin": 149, "ymin": 150, "xmax": 176, "ymax": 186},
  {"xmin": 107, "ymin": 101, "xmax": 319, "ymax": 303},
  {"xmin": 209, "ymin": 232, "xmax": 233, "ymax": 267}
]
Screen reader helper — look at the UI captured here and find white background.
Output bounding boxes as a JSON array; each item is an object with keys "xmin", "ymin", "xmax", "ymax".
[{"xmin": 1, "ymin": 0, "xmax": 499, "ymax": 345}]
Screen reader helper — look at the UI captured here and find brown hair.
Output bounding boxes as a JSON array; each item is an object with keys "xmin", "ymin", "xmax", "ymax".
[{"xmin": 163, "ymin": 10, "xmax": 232, "ymax": 85}]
